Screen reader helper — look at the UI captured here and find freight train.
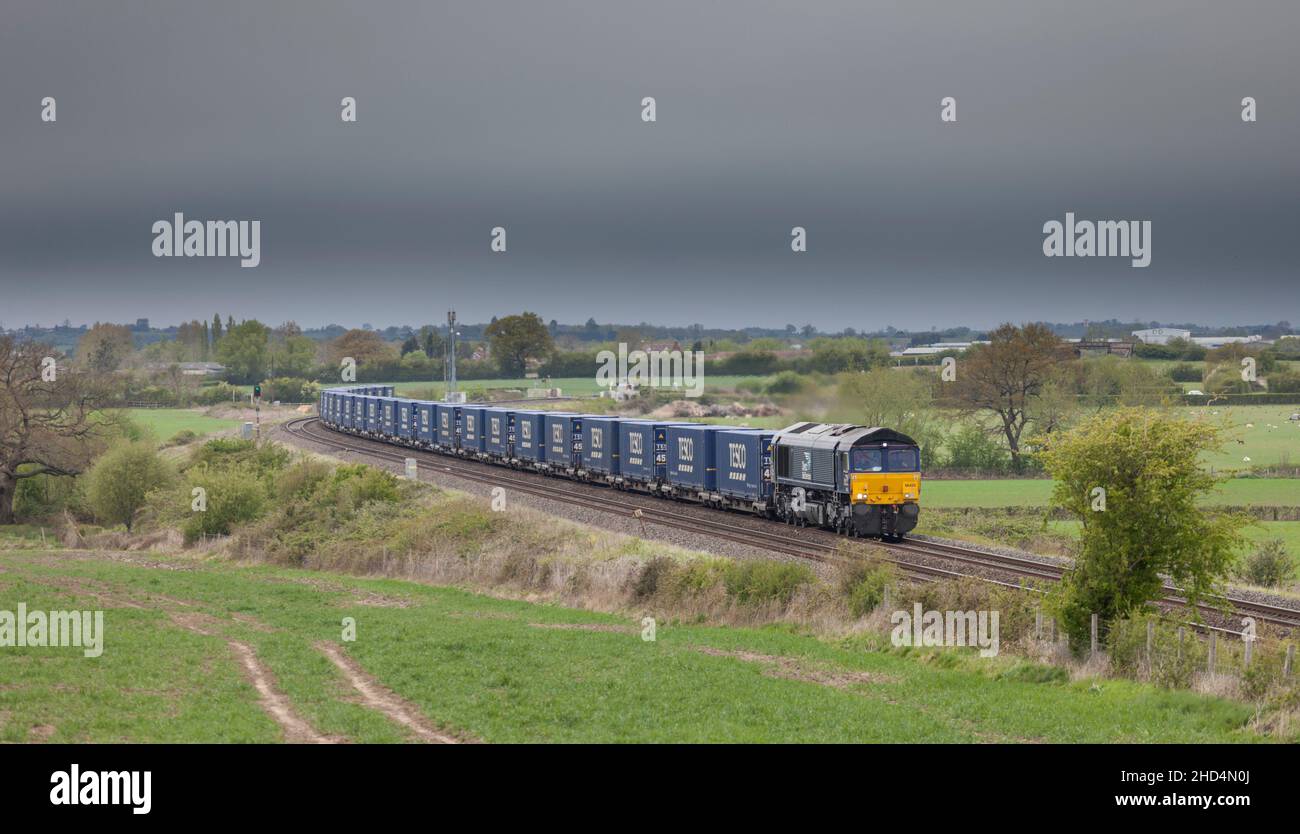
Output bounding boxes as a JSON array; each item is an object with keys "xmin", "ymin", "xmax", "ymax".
[{"xmin": 318, "ymin": 386, "xmax": 921, "ymax": 539}]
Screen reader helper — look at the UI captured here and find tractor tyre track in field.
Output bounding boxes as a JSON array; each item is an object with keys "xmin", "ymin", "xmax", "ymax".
[{"xmin": 316, "ymin": 642, "xmax": 468, "ymax": 744}]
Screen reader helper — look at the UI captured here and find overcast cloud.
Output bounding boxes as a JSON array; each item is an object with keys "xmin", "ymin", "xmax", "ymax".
[{"xmin": 1, "ymin": 1, "xmax": 1296, "ymax": 331}]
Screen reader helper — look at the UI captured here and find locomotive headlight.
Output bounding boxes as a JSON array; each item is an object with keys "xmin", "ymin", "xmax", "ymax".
[{"xmin": 905, "ymin": 492, "xmax": 915, "ymax": 498}]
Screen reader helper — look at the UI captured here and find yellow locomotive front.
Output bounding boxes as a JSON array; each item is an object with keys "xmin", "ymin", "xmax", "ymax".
[{"xmin": 848, "ymin": 442, "xmax": 921, "ymax": 539}]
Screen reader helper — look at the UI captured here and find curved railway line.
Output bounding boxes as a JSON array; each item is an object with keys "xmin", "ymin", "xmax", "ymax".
[{"xmin": 283, "ymin": 416, "xmax": 1300, "ymax": 635}]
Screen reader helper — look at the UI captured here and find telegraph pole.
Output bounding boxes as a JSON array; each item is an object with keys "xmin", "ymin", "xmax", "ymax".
[{"xmin": 446, "ymin": 309, "xmax": 458, "ymax": 401}]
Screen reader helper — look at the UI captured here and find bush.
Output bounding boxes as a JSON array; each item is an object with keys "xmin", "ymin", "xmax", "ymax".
[
  {"xmin": 1106, "ymin": 614, "xmax": 1201, "ymax": 688},
  {"xmin": 1168, "ymin": 363, "xmax": 1202, "ymax": 382},
  {"xmin": 274, "ymin": 459, "xmax": 334, "ymax": 502},
  {"xmin": 260, "ymin": 377, "xmax": 320, "ymax": 403},
  {"xmin": 12, "ymin": 467, "xmax": 84, "ymax": 521},
  {"xmin": 84, "ymin": 441, "xmax": 174, "ymax": 531},
  {"xmin": 722, "ymin": 560, "xmax": 814, "ymax": 605},
  {"xmin": 838, "ymin": 555, "xmax": 897, "ymax": 617},
  {"xmin": 1236, "ymin": 539, "xmax": 1296, "ymax": 588},
  {"xmin": 183, "ymin": 468, "xmax": 268, "ymax": 542},
  {"xmin": 1267, "ymin": 371, "xmax": 1300, "ymax": 393},
  {"xmin": 166, "ymin": 429, "xmax": 199, "ymax": 447},
  {"xmin": 189, "ymin": 439, "xmax": 291, "ymax": 476},
  {"xmin": 764, "ymin": 371, "xmax": 806, "ymax": 395},
  {"xmin": 193, "ymin": 382, "xmax": 239, "ymax": 406},
  {"xmin": 942, "ymin": 424, "xmax": 1010, "ymax": 472}
]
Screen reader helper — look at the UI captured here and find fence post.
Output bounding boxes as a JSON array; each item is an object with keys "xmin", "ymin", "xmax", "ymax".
[
  {"xmin": 1035, "ymin": 608, "xmax": 1043, "ymax": 641},
  {"xmin": 1208, "ymin": 632, "xmax": 1217, "ymax": 675},
  {"xmin": 1145, "ymin": 620, "xmax": 1154, "ymax": 674},
  {"xmin": 883, "ymin": 585, "xmax": 891, "ymax": 611},
  {"xmin": 1285, "ymin": 645, "xmax": 1295, "ymax": 679},
  {"xmin": 1090, "ymin": 613, "xmax": 1098, "ymax": 658},
  {"xmin": 1243, "ymin": 634, "xmax": 1253, "ymax": 670}
]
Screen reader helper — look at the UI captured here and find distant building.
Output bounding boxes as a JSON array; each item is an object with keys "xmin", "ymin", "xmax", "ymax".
[
  {"xmin": 892, "ymin": 342, "xmax": 981, "ymax": 357},
  {"xmin": 134, "ymin": 318, "xmax": 150, "ymax": 332},
  {"xmin": 1131, "ymin": 328, "xmax": 1261, "ymax": 349},
  {"xmin": 144, "ymin": 361, "xmax": 225, "ymax": 376},
  {"xmin": 1188, "ymin": 335, "xmax": 1262, "ymax": 348},
  {"xmin": 1131, "ymin": 327, "xmax": 1191, "ymax": 345}
]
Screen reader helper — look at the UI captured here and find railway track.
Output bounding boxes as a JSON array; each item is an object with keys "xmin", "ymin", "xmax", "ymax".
[{"xmin": 283, "ymin": 417, "xmax": 1300, "ymax": 633}]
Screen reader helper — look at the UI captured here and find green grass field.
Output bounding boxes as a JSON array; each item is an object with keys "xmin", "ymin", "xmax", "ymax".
[
  {"xmin": 123, "ymin": 408, "xmax": 244, "ymax": 440},
  {"xmin": 0, "ymin": 549, "xmax": 1270, "ymax": 743},
  {"xmin": 1187, "ymin": 405, "xmax": 1300, "ymax": 470},
  {"xmin": 1043, "ymin": 519, "xmax": 1300, "ymax": 572},
  {"xmin": 922, "ymin": 477, "xmax": 1300, "ymax": 508}
]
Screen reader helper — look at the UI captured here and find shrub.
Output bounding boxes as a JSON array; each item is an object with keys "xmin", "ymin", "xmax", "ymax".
[
  {"xmin": 275, "ymin": 459, "xmax": 334, "ymax": 502},
  {"xmin": 1267, "ymin": 371, "xmax": 1300, "ymax": 393},
  {"xmin": 838, "ymin": 555, "xmax": 897, "ymax": 617},
  {"xmin": 722, "ymin": 560, "xmax": 813, "ymax": 605},
  {"xmin": 13, "ymin": 467, "xmax": 84, "ymax": 522},
  {"xmin": 764, "ymin": 371, "xmax": 805, "ymax": 395},
  {"xmin": 83, "ymin": 441, "xmax": 174, "ymax": 531},
  {"xmin": 183, "ymin": 468, "xmax": 268, "ymax": 542},
  {"xmin": 260, "ymin": 377, "xmax": 319, "ymax": 403},
  {"xmin": 1236, "ymin": 539, "xmax": 1295, "ymax": 588},
  {"xmin": 1168, "ymin": 363, "xmax": 1202, "ymax": 382},
  {"xmin": 942, "ymin": 424, "xmax": 1010, "ymax": 472},
  {"xmin": 189, "ymin": 438, "xmax": 291, "ymax": 476},
  {"xmin": 167, "ymin": 429, "xmax": 199, "ymax": 447},
  {"xmin": 1106, "ymin": 614, "xmax": 1202, "ymax": 689},
  {"xmin": 193, "ymin": 382, "xmax": 239, "ymax": 406}
]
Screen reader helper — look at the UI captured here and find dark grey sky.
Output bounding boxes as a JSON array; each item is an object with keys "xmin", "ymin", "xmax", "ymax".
[{"xmin": 2, "ymin": 1, "xmax": 1296, "ymax": 331}]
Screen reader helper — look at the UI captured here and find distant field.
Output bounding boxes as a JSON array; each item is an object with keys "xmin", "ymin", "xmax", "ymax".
[
  {"xmin": 1045, "ymin": 519, "xmax": 1300, "ymax": 570},
  {"xmin": 922, "ymin": 478, "xmax": 1300, "ymax": 508},
  {"xmin": 0, "ymin": 549, "xmax": 1268, "ymax": 743},
  {"xmin": 123, "ymin": 408, "xmax": 243, "ymax": 440},
  {"xmin": 1186, "ymin": 405, "xmax": 1300, "ymax": 470}
]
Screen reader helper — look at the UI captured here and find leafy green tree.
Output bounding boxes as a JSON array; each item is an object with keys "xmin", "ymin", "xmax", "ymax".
[
  {"xmin": 808, "ymin": 337, "xmax": 889, "ymax": 374},
  {"xmin": 834, "ymin": 367, "xmax": 941, "ymax": 464},
  {"xmin": 84, "ymin": 440, "xmax": 173, "ymax": 531},
  {"xmin": 216, "ymin": 320, "xmax": 271, "ymax": 383},
  {"xmin": 485, "ymin": 312, "xmax": 554, "ymax": 377},
  {"xmin": 1042, "ymin": 407, "xmax": 1248, "ymax": 648}
]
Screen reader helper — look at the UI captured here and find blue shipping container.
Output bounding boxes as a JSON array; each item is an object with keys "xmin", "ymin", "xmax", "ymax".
[
  {"xmin": 666, "ymin": 425, "xmax": 725, "ymax": 491},
  {"xmin": 582, "ymin": 417, "xmax": 621, "ymax": 475},
  {"xmin": 715, "ymin": 429, "xmax": 774, "ymax": 501},
  {"xmin": 543, "ymin": 413, "xmax": 583, "ymax": 466},
  {"xmin": 415, "ymin": 402, "xmax": 436, "ymax": 445},
  {"xmin": 396, "ymin": 400, "xmax": 416, "ymax": 439},
  {"xmin": 460, "ymin": 406, "xmax": 486, "ymax": 453},
  {"xmin": 483, "ymin": 407, "xmax": 511, "ymax": 457},
  {"xmin": 435, "ymin": 404, "xmax": 457, "ymax": 448},
  {"xmin": 513, "ymin": 411, "xmax": 546, "ymax": 462}
]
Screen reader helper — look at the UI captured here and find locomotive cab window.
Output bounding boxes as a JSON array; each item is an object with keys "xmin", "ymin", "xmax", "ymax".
[
  {"xmin": 888, "ymin": 447, "xmax": 920, "ymax": 472},
  {"xmin": 850, "ymin": 448, "xmax": 884, "ymax": 472}
]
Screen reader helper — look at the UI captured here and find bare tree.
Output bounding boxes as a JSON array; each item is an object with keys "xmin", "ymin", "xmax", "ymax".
[
  {"xmin": 0, "ymin": 336, "xmax": 107, "ymax": 524},
  {"xmin": 953, "ymin": 323, "xmax": 1071, "ymax": 470}
]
